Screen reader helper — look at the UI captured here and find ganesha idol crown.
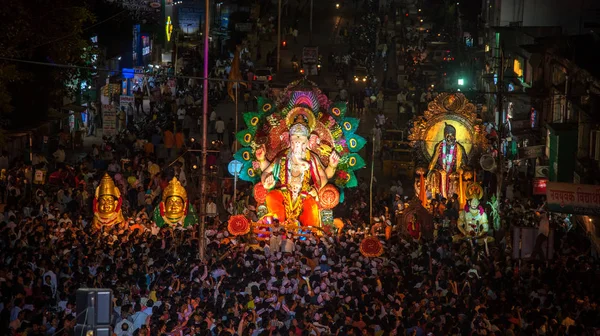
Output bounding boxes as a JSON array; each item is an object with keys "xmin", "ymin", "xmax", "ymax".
[
  {"xmin": 162, "ymin": 177, "xmax": 187, "ymax": 202},
  {"xmin": 95, "ymin": 173, "xmax": 121, "ymax": 199},
  {"xmin": 289, "ymin": 123, "xmax": 310, "ymax": 137}
]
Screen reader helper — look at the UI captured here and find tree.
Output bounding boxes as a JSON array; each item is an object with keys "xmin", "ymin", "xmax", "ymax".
[{"xmin": 0, "ymin": 0, "xmax": 95, "ymax": 128}]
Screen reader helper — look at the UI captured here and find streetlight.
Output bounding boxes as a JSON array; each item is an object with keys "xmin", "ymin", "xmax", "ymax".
[
  {"xmin": 458, "ymin": 78, "xmax": 465, "ymax": 86},
  {"xmin": 228, "ymin": 160, "xmax": 244, "ymax": 214}
]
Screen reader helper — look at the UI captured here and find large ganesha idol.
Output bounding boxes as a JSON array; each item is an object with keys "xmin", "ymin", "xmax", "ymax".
[{"xmin": 232, "ymin": 80, "xmax": 366, "ymax": 228}]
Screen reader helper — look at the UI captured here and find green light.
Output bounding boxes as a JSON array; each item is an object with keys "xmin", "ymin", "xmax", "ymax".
[{"xmin": 458, "ymin": 78, "xmax": 465, "ymax": 86}]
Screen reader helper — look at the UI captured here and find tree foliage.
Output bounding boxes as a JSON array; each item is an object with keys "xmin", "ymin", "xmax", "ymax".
[{"xmin": 0, "ymin": 0, "xmax": 95, "ymax": 128}]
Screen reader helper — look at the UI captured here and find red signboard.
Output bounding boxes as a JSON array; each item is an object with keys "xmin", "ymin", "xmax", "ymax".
[{"xmin": 533, "ymin": 178, "xmax": 547, "ymax": 195}]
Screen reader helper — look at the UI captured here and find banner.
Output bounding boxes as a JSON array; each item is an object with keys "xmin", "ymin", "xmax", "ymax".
[
  {"xmin": 102, "ymin": 105, "xmax": 117, "ymax": 137},
  {"xmin": 546, "ymin": 182, "xmax": 600, "ymax": 215},
  {"xmin": 519, "ymin": 145, "xmax": 544, "ymax": 159},
  {"xmin": 120, "ymin": 95, "xmax": 134, "ymax": 112}
]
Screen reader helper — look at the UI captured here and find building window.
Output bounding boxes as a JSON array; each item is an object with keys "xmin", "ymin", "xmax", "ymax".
[
  {"xmin": 552, "ymin": 91, "xmax": 564, "ymax": 122},
  {"xmin": 552, "ymin": 65, "xmax": 566, "ymax": 86},
  {"xmin": 590, "ymin": 130, "xmax": 600, "ymax": 161}
]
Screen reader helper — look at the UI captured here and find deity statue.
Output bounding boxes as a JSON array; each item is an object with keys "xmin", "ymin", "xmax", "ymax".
[
  {"xmin": 260, "ymin": 116, "xmax": 340, "ymax": 226},
  {"xmin": 230, "ymin": 81, "xmax": 365, "ymax": 233},
  {"xmin": 92, "ymin": 173, "xmax": 125, "ymax": 230},
  {"xmin": 454, "ymin": 183, "xmax": 493, "ymax": 244},
  {"xmin": 153, "ymin": 177, "xmax": 198, "ymax": 228},
  {"xmin": 427, "ymin": 123, "xmax": 467, "ymax": 198}
]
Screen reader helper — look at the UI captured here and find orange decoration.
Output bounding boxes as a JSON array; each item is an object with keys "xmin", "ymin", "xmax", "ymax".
[
  {"xmin": 360, "ymin": 236, "xmax": 384, "ymax": 257},
  {"xmin": 333, "ymin": 218, "xmax": 344, "ymax": 230},
  {"xmin": 253, "ymin": 182, "xmax": 268, "ymax": 204},
  {"xmin": 318, "ymin": 184, "xmax": 340, "ymax": 210},
  {"xmin": 227, "ymin": 215, "xmax": 251, "ymax": 236}
]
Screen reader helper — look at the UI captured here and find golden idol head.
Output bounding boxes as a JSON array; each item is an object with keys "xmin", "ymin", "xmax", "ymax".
[
  {"xmin": 95, "ymin": 174, "xmax": 121, "ymax": 215},
  {"xmin": 98, "ymin": 195, "xmax": 118, "ymax": 215},
  {"xmin": 162, "ymin": 177, "xmax": 187, "ymax": 219},
  {"xmin": 165, "ymin": 196, "xmax": 185, "ymax": 219},
  {"xmin": 162, "ymin": 177, "xmax": 187, "ymax": 203}
]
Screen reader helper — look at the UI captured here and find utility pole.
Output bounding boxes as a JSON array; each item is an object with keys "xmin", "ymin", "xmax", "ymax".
[
  {"xmin": 199, "ymin": 0, "xmax": 210, "ymax": 261},
  {"xmin": 495, "ymin": 46, "xmax": 504, "ymax": 203},
  {"xmin": 309, "ymin": 0, "xmax": 314, "ymax": 44},
  {"xmin": 277, "ymin": 0, "xmax": 282, "ymax": 72}
]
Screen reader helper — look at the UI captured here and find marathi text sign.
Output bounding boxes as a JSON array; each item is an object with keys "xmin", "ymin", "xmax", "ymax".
[
  {"xmin": 120, "ymin": 95, "xmax": 134, "ymax": 112},
  {"xmin": 519, "ymin": 145, "xmax": 544, "ymax": 159},
  {"xmin": 102, "ymin": 105, "xmax": 117, "ymax": 137},
  {"xmin": 546, "ymin": 182, "xmax": 600, "ymax": 215}
]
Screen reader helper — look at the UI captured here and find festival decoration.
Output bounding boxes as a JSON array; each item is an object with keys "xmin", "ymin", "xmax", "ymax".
[
  {"xmin": 487, "ymin": 195, "xmax": 501, "ymax": 231},
  {"xmin": 360, "ymin": 236, "xmax": 384, "ymax": 257},
  {"xmin": 230, "ymin": 80, "xmax": 365, "ymax": 230},
  {"xmin": 454, "ymin": 182, "xmax": 494, "ymax": 243},
  {"xmin": 253, "ymin": 182, "xmax": 268, "ymax": 204},
  {"xmin": 408, "ymin": 93, "xmax": 489, "ymax": 200},
  {"xmin": 318, "ymin": 184, "xmax": 341, "ymax": 210},
  {"xmin": 227, "ymin": 215, "xmax": 251, "ymax": 236},
  {"xmin": 153, "ymin": 178, "xmax": 198, "ymax": 228},
  {"xmin": 92, "ymin": 173, "xmax": 125, "ymax": 230}
]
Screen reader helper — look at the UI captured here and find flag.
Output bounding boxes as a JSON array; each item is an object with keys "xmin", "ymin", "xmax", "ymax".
[{"xmin": 227, "ymin": 45, "xmax": 248, "ymax": 102}]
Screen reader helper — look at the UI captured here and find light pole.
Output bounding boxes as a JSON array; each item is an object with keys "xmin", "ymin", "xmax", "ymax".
[
  {"xmin": 277, "ymin": 0, "xmax": 282, "ymax": 72},
  {"xmin": 228, "ymin": 160, "xmax": 244, "ymax": 214},
  {"xmin": 199, "ymin": 0, "xmax": 210, "ymax": 261},
  {"xmin": 309, "ymin": 0, "xmax": 314, "ymax": 44}
]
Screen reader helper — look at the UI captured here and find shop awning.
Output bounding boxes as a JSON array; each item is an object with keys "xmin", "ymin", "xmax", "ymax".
[{"xmin": 61, "ymin": 104, "xmax": 87, "ymax": 113}]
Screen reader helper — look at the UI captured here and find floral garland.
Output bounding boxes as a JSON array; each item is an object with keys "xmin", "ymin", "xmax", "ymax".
[{"xmin": 441, "ymin": 141, "xmax": 456, "ymax": 172}]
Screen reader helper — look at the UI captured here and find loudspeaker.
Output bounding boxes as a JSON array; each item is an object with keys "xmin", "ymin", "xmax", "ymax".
[
  {"xmin": 76, "ymin": 289, "xmax": 113, "ymax": 326},
  {"xmin": 74, "ymin": 324, "xmax": 111, "ymax": 336}
]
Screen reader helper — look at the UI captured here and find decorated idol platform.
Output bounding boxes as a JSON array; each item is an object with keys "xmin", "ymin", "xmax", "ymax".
[
  {"xmin": 404, "ymin": 93, "xmax": 499, "ymax": 246},
  {"xmin": 225, "ymin": 80, "xmax": 373, "ymax": 244}
]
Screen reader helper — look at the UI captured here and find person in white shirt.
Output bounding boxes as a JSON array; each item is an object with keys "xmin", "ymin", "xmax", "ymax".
[
  {"xmin": 215, "ymin": 117, "xmax": 225, "ymax": 142},
  {"xmin": 206, "ymin": 198, "xmax": 217, "ymax": 219},
  {"xmin": 531, "ymin": 208, "xmax": 550, "ymax": 261},
  {"xmin": 177, "ymin": 106, "xmax": 186, "ymax": 129},
  {"xmin": 209, "ymin": 110, "xmax": 217, "ymax": 134},
  {"xmin": 53, "ymin": 147, "xmax": 66, "ymax": 164},
  {"xmin": 174, "ymin": 164, "xmax": 187, "ymax": 187}
]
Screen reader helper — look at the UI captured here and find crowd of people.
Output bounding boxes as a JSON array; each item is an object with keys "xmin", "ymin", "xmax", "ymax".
[{"xmin": 1, "ymin": 165, "xmax": 599, "ymax": 336}]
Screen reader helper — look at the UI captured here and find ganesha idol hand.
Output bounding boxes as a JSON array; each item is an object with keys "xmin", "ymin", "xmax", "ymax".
[
  {"xmin": 255, "ymin": 145, "xmax": 266, "ymax": 162},
  {"xmin": 329, "ymin": 151, "xmax": 340, "ymax": 167},
  {"xmin": 264, "ymin": 174, "xmax": 275, "ymax": 189}
]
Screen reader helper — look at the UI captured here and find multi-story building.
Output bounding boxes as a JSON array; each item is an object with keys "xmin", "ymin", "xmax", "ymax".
[{"xmin": 477, "ymin": 0, "xmax": 600, "ymax": 245}]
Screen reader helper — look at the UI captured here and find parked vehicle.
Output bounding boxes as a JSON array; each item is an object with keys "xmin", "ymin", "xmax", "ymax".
[{"xmin": 254, "ymin": 68, "xmax": 274, "ymax": 82}]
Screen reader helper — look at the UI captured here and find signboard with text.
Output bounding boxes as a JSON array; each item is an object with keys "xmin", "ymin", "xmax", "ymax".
[
  {"xmin": 546, "ymin": 182, "xmax": 600, "ymax": 215},
  {"xmin": 102, "ymin": 105, "xmax": 117, "ymax": 137},
  {"xmin": 519, "ymin": 145, "xmax": 545, "ymax": 159},
  {"xmin": 119, "ymin": 95, "xmax": 134, "ymax": 112}
]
